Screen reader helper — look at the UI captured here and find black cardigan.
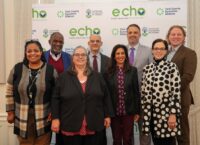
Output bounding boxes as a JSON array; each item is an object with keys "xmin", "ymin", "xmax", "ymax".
[
  {"xmin": 104, "ymin": 66, "xmax": 140, "ymax": 116},
  {"xmin": 51, "ymin": 70, "xmax": 114, "ymax": 132}
]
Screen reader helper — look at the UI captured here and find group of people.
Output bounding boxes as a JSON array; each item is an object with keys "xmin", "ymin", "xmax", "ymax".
[{"xmin": 6, "ymin": 24, "xmax": 197, "ymax": 145}]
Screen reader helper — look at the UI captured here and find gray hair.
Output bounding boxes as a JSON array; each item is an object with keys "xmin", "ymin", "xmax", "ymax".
[{"xmin": 72, "ymin": 45, "xmax": 92, "ymax": 76}]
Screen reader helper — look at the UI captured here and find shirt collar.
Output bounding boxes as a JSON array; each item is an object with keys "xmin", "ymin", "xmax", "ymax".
[
  {"xmin": 171, "ymin": 44, "xmax": 181, "ymax": 52},
  {"xmin": 50, "ymin": 51, "xmax": 62, "ymax": 61},
  {"xmin": 128, "ymin": 43, "xmax": 139, "ymax": 50}
]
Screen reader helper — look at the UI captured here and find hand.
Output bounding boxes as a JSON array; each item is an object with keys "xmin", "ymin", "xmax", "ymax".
[
  {"xmin": 51, "ymin": 119, "xmax": 60, "ymax": 133},
  {"xmin": 168, "ymin": 114, "xmax": 176, "ymax": 129},
  {"xmin": 7, "ymin": 111, "xmax": 14, "ymax": 124},
  {"xmin": 134, "ymin": 114, "xmax": 140, "ymax": 122},
  {"xmin": 104, "ymin": 117, "xmax": 111, "ymax": 128}
]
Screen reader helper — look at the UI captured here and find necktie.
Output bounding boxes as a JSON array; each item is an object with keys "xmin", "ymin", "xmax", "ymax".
[
  {"xmin": 93, "ymin": 55, "xmax": 98, "ymax": 72},
  {"xmin": 129, "ymin": 48, "xmax": 135, "ymax": 65}
]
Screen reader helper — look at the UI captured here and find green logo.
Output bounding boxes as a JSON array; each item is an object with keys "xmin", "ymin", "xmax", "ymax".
[
  {"xmin": 112, "ymin": 6, "xmax": 146, "ymax": 17},
  {"xmin": 157, "ymin": 8, "xmax": 165, "ymax": 16},
  {"xmin": 43, "ymin": 29, "xmax": 49, "ymax": 38},
  {"xmin": 32, "ymin": 8, "xmax": 47, "ymax": 18},
  {"xmin": 69, "ymin": 26, "xmax": 100, "ymax": 37},
  {"xmin": 112, "ymin": 28, "xmax": 119, "ymax": 36},
  {"xmin": 57, "ymin": 11, "xmax": 65, "ymax": 18}
]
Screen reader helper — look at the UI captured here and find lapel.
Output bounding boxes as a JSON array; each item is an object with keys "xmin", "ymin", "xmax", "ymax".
[
  {"xmin": 71, "ymin": 74, "xmax": 85, "ymax": 97},
  {"xmin": 100, "ymin": 53, "xmax": 105, "ymax": 73},
  {"xmin": 134, "ymin": 44, "xmax": 142, "ymax": 66},
  {"xmin": 171, "ymin": 45, "xmax": 184, "ymax": 63}
]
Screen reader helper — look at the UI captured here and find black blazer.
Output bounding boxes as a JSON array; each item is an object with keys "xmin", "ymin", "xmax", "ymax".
[
  {"xmin": 100, "ymin": 53, "xmax": 110, "ymax": 74},
  {"xmin": 105, "ymin": 66, "xmax": 140, "ymax": 116},
  {"xmin": 51, "ymin": 70, "xmax": 114, "ymax": 132}
]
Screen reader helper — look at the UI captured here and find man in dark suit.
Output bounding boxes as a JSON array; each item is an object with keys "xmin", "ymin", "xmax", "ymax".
[
  {"xmin": 127, "ymin": 24, "xmax": 152, "ymax": 145},
  {"xmin": 167, "ymin": 25, "xmax": 197, "ymax": 145},
  {"xmin": 88, "ymin": 34, "xmax": 110, "ymax": 145}
]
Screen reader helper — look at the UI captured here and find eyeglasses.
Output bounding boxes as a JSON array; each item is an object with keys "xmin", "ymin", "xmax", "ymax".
[
  {"xmin": 73, "ymin": 53, "xmax": 87, "ymax": 58},
  {"xmin": 90, "ymin": 40, "xmax": 101, "ymax": 43},
  {"xmin": 153, "ymin": 48, "xmax": 167, "ymax": 51}
]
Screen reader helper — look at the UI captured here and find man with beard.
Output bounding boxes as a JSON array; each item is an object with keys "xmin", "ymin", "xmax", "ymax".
[
  {"xmin": 44, "ymin": 32, "xmax": 71, "ymax": 145},
  {"xmin": 126, "ymin": 24, "xmax": 152, "ymax": 145}
]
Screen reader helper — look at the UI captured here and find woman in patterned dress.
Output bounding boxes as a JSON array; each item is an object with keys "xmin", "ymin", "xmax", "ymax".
[{"xmin": 141, "ymin": 39, "xmax": 181, "ymax": 145}]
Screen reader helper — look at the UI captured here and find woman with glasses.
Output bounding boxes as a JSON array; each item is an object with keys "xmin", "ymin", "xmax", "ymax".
[
  {"xmin": 6, "ymin": 40, "xmax": 58, "ymax": 145},
  {"xmin": 51, "ymin": 46, "xmax": 113, "ymax": 145},
  {"xmin": 141, "ymin": 39, "xmax": 181, "ymax": 145}
]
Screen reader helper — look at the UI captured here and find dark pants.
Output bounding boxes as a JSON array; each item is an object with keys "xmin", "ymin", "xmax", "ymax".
[
  {"xmin": 56, "ymin": 132, "xmax": 64, "ymax": 145},
  {"xmin": 177, "ymin": 106, "xmax": 190, "ymax": 145},
  {"xmin": 152, "ymin": 137, "xmax": 176, "ymax": 145},
  {"xmin": 150, "ymin": 117, "xmax": 176, "ymax": 145},
  {"xmin": 111, "ymin": 115, "xmax": 134, "ymax": 145},
  {"xmin": 62, "ymin": 130, "xmax": 105, "ymax": 145}
]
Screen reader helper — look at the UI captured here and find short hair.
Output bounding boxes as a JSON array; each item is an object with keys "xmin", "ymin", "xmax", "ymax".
[
  {"xmin": 152, "ymin": 39, "xmax": 168, "ymax": 51},
  {"xmin": 49, "ymin": 32, "xmax": 64, "ymax": 41},
  {"xmin": 127, "ymin": 24, "xmax": 141, "ymax": 32}
]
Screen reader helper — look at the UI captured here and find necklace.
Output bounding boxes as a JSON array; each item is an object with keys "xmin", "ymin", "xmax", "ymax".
[{"xmin": 28, "ymin": 68, "xmax": 41, "ymax": 99}]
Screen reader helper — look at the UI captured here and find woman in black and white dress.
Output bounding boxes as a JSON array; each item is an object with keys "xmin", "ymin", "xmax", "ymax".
[{"xmin": 141, "ymin": 39, "xmax": 181, "ymax": 145}]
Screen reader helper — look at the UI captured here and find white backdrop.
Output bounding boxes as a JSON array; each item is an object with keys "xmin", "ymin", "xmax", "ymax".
[
  {"xmin": 32, "ymin": 0, "xmax": 187, "ymax": 56},
  {"xmin": 32, "ymin": 1, "xmax": 187, "ymax": 144}
]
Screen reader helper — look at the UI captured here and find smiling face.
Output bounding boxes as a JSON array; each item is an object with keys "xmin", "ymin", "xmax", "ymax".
[
  {"xmin": 127, "ymin": 26, "xmax": 141, "ymax": 46},
  {"xmin": 115, "ymin": 47, "xmax": 126, "ymax": 67},
  {"xmin": 73, "ymin": 47, "xmax": 87, "ymax": 68},
  {"xmin": 152, "ymin": 42, "xmax": 167, "ymax": 60},
  {"xmin": 49, "ymin": 33, "xmax": 64, "ymax": 54},
  {"xmin": 26, "ymin": 43, "xmax": 42, "ymax": 64},
  {"xmin": 167, "ymin": 27, "xmax": 185, "ymax": 48}
]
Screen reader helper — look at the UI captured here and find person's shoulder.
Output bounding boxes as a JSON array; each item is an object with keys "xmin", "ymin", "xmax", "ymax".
[
  {"xmin": 100, "ymin": 53, "xmax": 110, "ymax": 59},
  {"xmin": 61, "ymin": 51, "xmax": 71, "ymax": 56},
  {"xmin": 181, "ymin": 45, "xmax": 196, "ymax": 54},
  {"xmin": 139, "ymin": 44, "xmax": 150, "ymax": 50}
]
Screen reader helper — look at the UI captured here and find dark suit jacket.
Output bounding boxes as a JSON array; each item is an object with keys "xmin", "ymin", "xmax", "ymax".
[
  {"xmin": 100, "ymin": 53, "xmax": 110, "ymax": 74},
  {"xmin": 171, "ymin": 45, "xmax": 197, "ymax": 106},
  {"xmin": 51, "ymin": 70, "xmax": 114, "ymax": 132},
  {"xmin": 104, "ymin": 66, "xmax": 140, "ymax": 116}
]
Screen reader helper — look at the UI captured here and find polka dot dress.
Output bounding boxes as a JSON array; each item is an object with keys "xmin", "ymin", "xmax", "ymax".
[{"xmin": 141, "ymin": 60, "xmax": 181, "ymax": 138}]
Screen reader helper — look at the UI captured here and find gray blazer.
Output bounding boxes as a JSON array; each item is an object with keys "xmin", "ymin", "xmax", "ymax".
[{"xmin": 128, "ymin": 43, "xmax": 153, "ymax": 87}]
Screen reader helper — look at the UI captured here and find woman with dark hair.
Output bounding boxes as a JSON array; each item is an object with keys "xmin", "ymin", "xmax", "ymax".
[
  {"xmin": 51, "ymin": 46, "xmax": 113, "ymax": 145},
  {"xmin": 104, "ymin": 44, "xmax": 140, "ymax": 145},
  {"xmin": 141, "ymin": 39, "xmax": 181, "ymax": 145},
  {"xmin": 6, "ymin": 40, "xmax": 57, "ymax": 145}
]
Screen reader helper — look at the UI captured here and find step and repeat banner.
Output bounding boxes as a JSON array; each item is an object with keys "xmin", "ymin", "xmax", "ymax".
[
  {"xmin": 32, "ymin": 0, "xmax": 187, "ymax": 56},
  {"xmin": 32, "ymin": 1, "xmax": 187, "ymax": 144}
]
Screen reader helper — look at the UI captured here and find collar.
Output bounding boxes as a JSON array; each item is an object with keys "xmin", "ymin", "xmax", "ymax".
[
  {"xmin": 50, "ymin": 51, "xmax": 62, "ymax": 61},
  {"xmin": 128, "ymin": 43, "xmax": 139, "ymax": 50},
  {"xmin": 170, "ymin": 44, "xmax": 182, "ymax": 52}
]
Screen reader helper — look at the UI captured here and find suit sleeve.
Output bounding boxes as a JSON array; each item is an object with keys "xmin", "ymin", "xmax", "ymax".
[
  {"xmin": 51, "ymin": 75, "xmax": 62, "ymax": 120},
  {"xmin": 132, "ymin": 67, "xmax": 141, "ymax": 114},
  {"xmin": 181, "ymin": 50, "xmax": 197, "ymax": 92},
  {"xmin": 99, "ymin": 74, "xmax": 114, "ymax": 118}
]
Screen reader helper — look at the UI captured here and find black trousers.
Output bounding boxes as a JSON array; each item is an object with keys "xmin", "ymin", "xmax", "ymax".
[
  {"xmin": 62, "ymin": 130, "xmax": 105, "ymax": 145},
  {"xmin": 56, "ymin": 132, "xmax": 64, "ymax": 145},
  {"xmin": 152, "ymin": 137, "xmax": 176, "ymax": 145}
]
